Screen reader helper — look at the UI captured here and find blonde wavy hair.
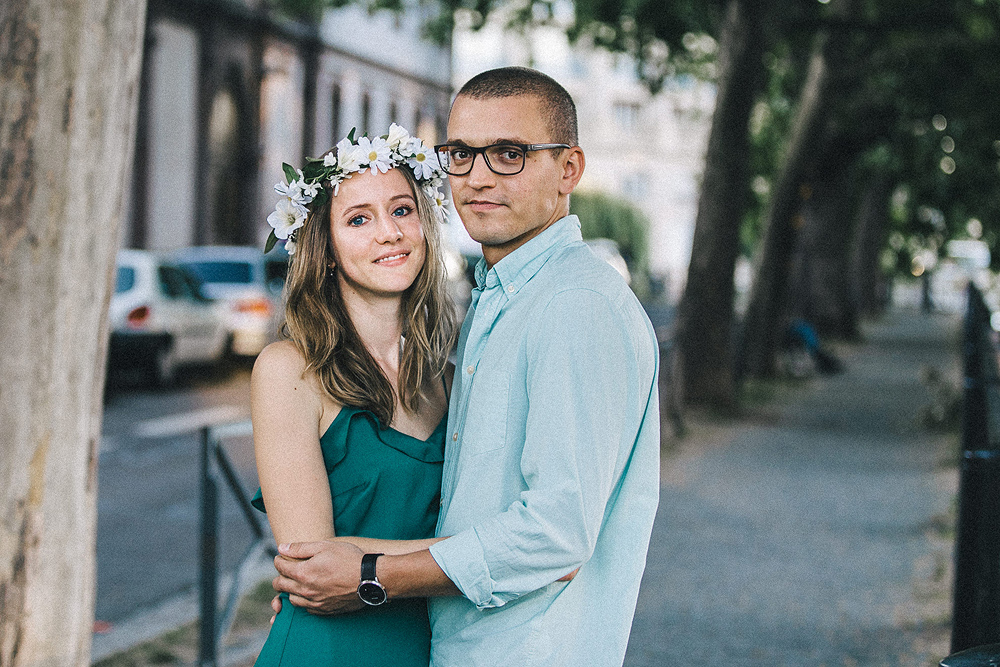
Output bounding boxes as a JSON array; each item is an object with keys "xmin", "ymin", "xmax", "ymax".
[{"xmin": 281, "ymin": 165, "xmax": 458, "ymax": 427}]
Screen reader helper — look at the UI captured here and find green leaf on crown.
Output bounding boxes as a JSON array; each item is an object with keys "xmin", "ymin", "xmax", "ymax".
[
  {"xmin": 264, "ymin": 230, "xmax": 278, "ymax": 254},
  {"xmin": 282, "ymin": 163, "xmax": 298, "ymax": 183}
]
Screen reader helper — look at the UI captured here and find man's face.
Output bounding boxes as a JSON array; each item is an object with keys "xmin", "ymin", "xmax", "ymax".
[{"xmin": 445, "ymin": 94, "xmax": 580, "ymax": 266}]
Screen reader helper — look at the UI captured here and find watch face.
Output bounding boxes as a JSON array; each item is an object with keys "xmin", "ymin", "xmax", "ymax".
[{"xmin": 358, "ymin": 581, "xmax": 387, "ymax": 605}]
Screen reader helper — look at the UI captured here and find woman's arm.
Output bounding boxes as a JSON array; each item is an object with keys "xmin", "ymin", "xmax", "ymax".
[
  {"xmin": 252, "ymin": 341, "xmax": 338, "ymax": 545},
  {"xmin": 327, "ymin": 536, "xmax": 445, "ymax": 556}
]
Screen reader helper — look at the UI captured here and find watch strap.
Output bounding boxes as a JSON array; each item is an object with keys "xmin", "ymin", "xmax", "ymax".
[{"xmin": 361, "ymin": 553, "xmax": 383, "ymax": 582}]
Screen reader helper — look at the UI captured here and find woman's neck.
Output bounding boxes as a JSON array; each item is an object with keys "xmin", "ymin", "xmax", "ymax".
[{"xmin": 339, "ymin": 281, "xmax": 404, "ymax": 371}]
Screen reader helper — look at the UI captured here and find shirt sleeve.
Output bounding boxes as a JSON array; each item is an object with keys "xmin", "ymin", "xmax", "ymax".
[{"xmin": 429, "ymin": 287, "xmax": 657, "ymax": 608}]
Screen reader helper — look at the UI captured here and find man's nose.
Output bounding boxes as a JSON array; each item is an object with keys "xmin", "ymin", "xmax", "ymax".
[{"xmin": 465, "ymin": 153, "xmax": 497, "ymax": 188}]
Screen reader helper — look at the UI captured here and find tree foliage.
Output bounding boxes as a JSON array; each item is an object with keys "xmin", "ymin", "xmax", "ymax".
[{"xmin": 570, "ymin": 190, "xmax": 651, "ymax": 297}]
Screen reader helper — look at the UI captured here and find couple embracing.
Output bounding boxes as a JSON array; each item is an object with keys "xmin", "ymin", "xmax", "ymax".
[{"xmin": 251, "ymin": 66, "xmax": 660, "ymax": 667}]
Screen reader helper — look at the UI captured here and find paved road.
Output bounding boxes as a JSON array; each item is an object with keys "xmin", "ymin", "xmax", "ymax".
[
  {"xmin": 625, "ymin": 309, "xmax": 960, "ymax": 666},
  {"xmin": 96, "ymin": 363, "xmax": 259, "ymax": 624}
]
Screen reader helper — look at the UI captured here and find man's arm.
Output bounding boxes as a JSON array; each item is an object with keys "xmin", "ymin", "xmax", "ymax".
[{"xmin": 272, "ymin": 541, "xmax": 459, "ymax": 614}]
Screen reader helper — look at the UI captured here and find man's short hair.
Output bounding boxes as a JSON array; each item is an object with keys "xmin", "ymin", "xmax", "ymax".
[{"xmin": 457, "ymin": 66, "xmax": 579, "ymax": 147}]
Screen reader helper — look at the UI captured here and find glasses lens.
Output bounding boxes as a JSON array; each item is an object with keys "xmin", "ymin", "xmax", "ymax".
[
  {"xmin": 437, "ymin": 145, "xmax": 473, "ymax": 175},
  {"xmin": 485, "ymin": 145, "xmax": 525, "ymax": 175}
]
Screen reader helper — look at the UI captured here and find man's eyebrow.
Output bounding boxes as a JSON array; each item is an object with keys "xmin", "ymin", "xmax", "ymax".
[{"xmin": 443, "ymin": 138, "xmax": 527, "ymax": 147}]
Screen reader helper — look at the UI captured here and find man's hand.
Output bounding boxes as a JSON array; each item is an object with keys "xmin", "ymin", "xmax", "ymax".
[{"xmin": 272, "ymin": 540, "xmax": 366, "ymax": 615}]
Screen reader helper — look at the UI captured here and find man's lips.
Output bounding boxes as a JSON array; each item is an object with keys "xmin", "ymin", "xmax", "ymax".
[{"xmin": 464, "ymin": 199, "xmax": 505, "ymax": 211}]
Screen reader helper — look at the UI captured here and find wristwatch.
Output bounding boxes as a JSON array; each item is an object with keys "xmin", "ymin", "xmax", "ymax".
[{"xmin": 357, "ymin": 553, "xmax": 388, "ymax": 606}]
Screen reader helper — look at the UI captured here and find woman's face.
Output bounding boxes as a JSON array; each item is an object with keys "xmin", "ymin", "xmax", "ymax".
[{"xmin": 328, "ymin": 168, "xmax": 427, "ymax": 300}]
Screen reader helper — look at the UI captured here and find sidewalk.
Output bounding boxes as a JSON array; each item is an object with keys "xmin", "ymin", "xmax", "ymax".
[{"xmin": 625, "ymin": 308, "xmax": 962, "ymax": 666}]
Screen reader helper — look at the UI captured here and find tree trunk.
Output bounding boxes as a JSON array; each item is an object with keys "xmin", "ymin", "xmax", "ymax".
[
  {"xmin": 787, "ymin": 159, "xmax": 859, "ymax": 340},
  {"xmin": 849, "ymin": 173, "xmax": 893, "ymax": 318},
  {"xmin": 737, "ymin": 0, "xmax": 855, "ymax": 379},
  {"xmin": 0, "ymin": 0, "xmax": 146, "ymax": 663},
  {"xmin": 676, "ymin": 0, "xmax": 766, "ymax": 408}
]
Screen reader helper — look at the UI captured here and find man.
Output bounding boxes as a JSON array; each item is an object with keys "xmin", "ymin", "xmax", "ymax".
[{"xmin": 272, "ymin": 66, "xmax": 660, "ymax": 666}]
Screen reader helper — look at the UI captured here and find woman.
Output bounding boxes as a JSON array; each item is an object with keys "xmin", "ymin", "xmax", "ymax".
[{"xmin": 250, "ymin": 124, "xmax": 458, "ymax": 666}]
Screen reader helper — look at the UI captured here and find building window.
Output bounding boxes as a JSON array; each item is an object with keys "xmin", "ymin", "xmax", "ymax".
[
  {"xmin": 361, "ymin": 91, "xmax": 371, "ymax": 136},
  {"xmin": 331, "ymin": 82, "xmax": 341, "ymax": 141},
  {"xmin": 613, "ymin": 102, "xmax": 641, "ymax": 130}
]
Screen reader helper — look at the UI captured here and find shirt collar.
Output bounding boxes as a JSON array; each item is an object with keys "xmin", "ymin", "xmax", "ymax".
[{"xmin": 473, "ymin": 215, "xmax": 582, "ymax": 294}]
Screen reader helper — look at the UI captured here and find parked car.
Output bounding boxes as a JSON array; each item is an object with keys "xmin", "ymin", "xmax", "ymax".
[
  {"xmin": 108, "ymin": 249, "xmax": 230, "ymax": 386},
  {"xmin": 171, "ymin": 245, "xmax": 289, "ymax": 357}
]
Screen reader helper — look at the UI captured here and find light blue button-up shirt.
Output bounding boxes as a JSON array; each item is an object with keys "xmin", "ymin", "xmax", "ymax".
[{"xmin": 428, "ymin": 215, "xmax": 660, "ymax": 666}]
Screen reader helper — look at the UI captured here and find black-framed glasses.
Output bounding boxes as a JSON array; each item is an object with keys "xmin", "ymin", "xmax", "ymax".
[{"xmin": 434, "ymin": 142, "xmax": 572, "ymax": 176}]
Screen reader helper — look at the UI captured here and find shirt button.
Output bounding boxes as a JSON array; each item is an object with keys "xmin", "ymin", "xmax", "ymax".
[
  {"xmin": 466, "ymin": 365, "xmax": 474, "ymax": 375},
  {"xmin": 506, "ymin": 284, "xmax": 515, "ymax": 293},
  {"xmin": 452, "ymin": 432, "xmax": 458, "ymax": 442}
]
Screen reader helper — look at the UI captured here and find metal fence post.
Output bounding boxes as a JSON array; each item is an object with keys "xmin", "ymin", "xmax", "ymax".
[
  {"xmin": 199, "ymin": 425, "xmax": 219, "ymax": 667},
  {"xmin": 950, "ymin": 285, "xmax": 1000, "ymax": 653}
]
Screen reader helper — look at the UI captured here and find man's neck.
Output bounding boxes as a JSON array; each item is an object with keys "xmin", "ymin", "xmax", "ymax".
[{"xmin": 482, "ymin": 208, "xmax": 570, "ymax": 269}]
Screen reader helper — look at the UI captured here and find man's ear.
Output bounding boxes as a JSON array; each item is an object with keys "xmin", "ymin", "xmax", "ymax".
[{"xmin": 558, "ymin": 147, "xmax": 586, "ymax": 196}]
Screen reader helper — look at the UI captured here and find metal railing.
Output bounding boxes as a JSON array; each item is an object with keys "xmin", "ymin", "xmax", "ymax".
[
  {"xmin": 197, "ymin": 419, "xmax": 276, "ymax": 667},
  {"xmin": 941, "ymin": 285, "xmax": 1000, "ymax": 664}
]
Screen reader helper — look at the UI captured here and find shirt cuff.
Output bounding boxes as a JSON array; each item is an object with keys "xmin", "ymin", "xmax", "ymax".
[{"xmin": 429, "ymin": 528, "xmax": 498, "ymax": 609}]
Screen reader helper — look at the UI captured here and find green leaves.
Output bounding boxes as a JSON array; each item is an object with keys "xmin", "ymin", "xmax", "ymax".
[
  {"xmin": 264, "ymin": 230, "xmax": 279, "ymax": 254},
  {"xmin": 282, "ymin": 162, "xmax": 298, "ymax": 184}
]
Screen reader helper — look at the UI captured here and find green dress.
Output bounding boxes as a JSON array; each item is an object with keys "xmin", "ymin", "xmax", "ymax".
[{"xmin": 251, "ymin": 405, "xmax": 446, "ymax": 666}]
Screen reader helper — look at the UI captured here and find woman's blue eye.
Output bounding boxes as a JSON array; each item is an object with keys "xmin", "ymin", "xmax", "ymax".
[
  {"xmin": 392, "ymin": 205, "xmax": 413, "ymax": 217},
  {"xmin": 348, "ymin": 215, "xmax": 365, "ymax": 227}
]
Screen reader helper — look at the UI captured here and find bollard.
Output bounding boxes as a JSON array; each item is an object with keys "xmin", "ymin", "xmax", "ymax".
[
  {"xmin": 199, "ymin": 426, "xmax": 219, "ymax": 667},
  {"xmin": 950, "ymin": 285, "xmax": 1000, "ymax": 654},
  {"xmin": 941, "ymin": 642, "xmax": 1000, "ymax": 667}
]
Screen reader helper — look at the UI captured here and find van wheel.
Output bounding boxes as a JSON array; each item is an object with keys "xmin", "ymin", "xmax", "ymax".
[{"xmin": 151, "ymin": 343, "xmax": 177, "ymax": 388}]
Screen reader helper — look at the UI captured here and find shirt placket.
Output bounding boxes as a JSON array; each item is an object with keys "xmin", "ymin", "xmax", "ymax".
[{"xmin": 439, "ymin": 271, "xmax": 507, "ymax": 514}]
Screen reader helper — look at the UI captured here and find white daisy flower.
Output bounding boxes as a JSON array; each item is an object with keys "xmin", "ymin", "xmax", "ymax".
[
  {"xmin": 337, "ymin": 138, "xmax": 366, "ymax": 173},
  {"xmin": 301, "ymin": 180, "xmax": 320, "ymax": 198},
  {"xmin": 267, "ymin": 197, "xmax": 308, "ymax": 239},
  {"xmin": 407, "ymin": 145, "xmax": 440, "ymax": 180},
  {"xmin": 357, "ymin": 136, "xmax": 392, "ymax": 174},
  {"xmin": 386, "ymin": 123, "xmax": 410, "ymax": 151},
  {"xmin": 399, "ymin": 136, "xmax": 424, "ymax": 158}
]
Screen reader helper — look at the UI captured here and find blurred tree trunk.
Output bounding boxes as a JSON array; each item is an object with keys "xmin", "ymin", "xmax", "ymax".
[
  {"xmin": 850, "ymin": 173, "xmax": 893, "ymax": 318},
  {"xmin": 786, "ymin": 153, "xmax": 859, "ymax": 339},
  {"xmin": 676, "ymin": 0, "xmax": 766, "ymax": 408},
  {"xmin": 738, "ymin": 0, "xmax": 855, "ymax": 378},
  {"xmin": 0, "ymin": 0, "xmax": 145, "ymax": 663}
]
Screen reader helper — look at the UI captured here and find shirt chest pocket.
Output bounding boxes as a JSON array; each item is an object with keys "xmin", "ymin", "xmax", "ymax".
[{"xmin": 459, "ymin": 370, "xmax": 510, "ymax": 456}]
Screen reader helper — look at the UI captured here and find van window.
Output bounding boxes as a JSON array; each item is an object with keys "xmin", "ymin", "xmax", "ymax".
[
  {"xmin": 180, "ymin": 261, "xmax": 253, "ymax": 284},
  {"xmin": 116, "ymin": 266, "xmax": 136, "ymax": 293}
]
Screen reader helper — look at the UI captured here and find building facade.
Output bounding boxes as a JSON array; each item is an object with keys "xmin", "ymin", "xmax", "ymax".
[{"xmin": 122, "ymin": 0, "xmax": 453, "ymax": 252}]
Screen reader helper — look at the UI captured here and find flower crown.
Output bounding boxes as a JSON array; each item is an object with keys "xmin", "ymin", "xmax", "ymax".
[{"xmin": 265, "ymin": 123, "xmax": 449, "ymax": 254}]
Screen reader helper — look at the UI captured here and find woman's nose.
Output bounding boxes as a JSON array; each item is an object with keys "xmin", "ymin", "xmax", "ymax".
[{"xmin": 374, "ymin": 214, "xmax": 404, "ymax": 243}]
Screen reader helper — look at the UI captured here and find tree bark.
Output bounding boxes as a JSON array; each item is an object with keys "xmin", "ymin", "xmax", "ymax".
[
  {"xmin": 849, "ymin": 173, "xmax": 893, "ymax": 318},
  {"xmin": 737, "ymin": 0, "xmax": 855, "ymax": 378},
  {"xmin": 786, "ymin": 156, "xmax": 859, "ymax": 339},
  {"xmin": 0, "ymin": 0, "xmax": 146, "ymax": 663},
  {"xmin": 676, "ymin": 0, "xmax": 766, "ymax": 408}
]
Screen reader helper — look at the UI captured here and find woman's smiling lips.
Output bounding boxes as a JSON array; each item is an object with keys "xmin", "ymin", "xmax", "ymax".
[{"xmin": 373, "ymin": 251, "xmax": 410, "ymax": 266}]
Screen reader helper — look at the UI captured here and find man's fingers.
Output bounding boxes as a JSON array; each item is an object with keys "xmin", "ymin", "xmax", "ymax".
[
  {"xmin": 270, "ymin": 594, "xmax": 282, "ymax": 614},
  {"xmin": 273, "ymin": 553, "xmax": 304, "ymax": 580},
  {"xmin": 273, "ymin": 573, "xmax": 311, "ymax": 600},
  {"xmin": 278, "ymin": 541, "xmax": 327, "ymax": 560}
]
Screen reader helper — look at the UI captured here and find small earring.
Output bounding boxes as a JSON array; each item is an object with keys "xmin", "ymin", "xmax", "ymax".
[{"xmin": 328, "ymin": 265, "xmax": 336, "ymax": 278}]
